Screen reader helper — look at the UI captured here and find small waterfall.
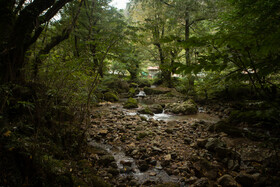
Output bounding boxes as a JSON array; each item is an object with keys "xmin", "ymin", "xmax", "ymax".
[{"xmin": 136, "ymin": 91, "xmax": 146, "ymax": 98}]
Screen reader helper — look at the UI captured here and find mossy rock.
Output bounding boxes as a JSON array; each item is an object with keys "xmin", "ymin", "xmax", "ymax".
[
  {"xmin": 123, "ymin": 98, "xmax": 138, "ymax": 109},
  {"xmin": 104, "ymin": 92, "xmax": 119, "ymax": 102},
  {"xmin": 149, "ymin": 104, "xmax": 163, "ymax": 113},
  {"xmin": 208, "ymin": 121, "xmax": 242, "ymax": 137},
  {"xmin": 138, "ymin": 107, "xmax": 154, "ymax": 115},
  {"xmin": 165, "ymin": 100, "xmax": 197, "ymax": 115}
]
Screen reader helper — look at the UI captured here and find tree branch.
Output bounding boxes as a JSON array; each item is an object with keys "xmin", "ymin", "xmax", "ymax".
[
  {"xmin": 14, "ymin": 0, "xmax": 26, "ymax": 14},
  {"xmin": 39, "ymin": 0, "xmax": 73, "ymax": 24},
  {"xmin": 159, "ymin": 0, "xmax": 174, "ymax": 7},
  {"xmin": 33, "ymin": 0, "xmax": 84, "ymax": 78}
]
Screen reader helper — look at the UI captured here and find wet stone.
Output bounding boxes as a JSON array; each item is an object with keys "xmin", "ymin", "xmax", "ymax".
[
  {"xmin": 107, "ymin": 167, "xmax": 119, "ymax": 176},
  {"xmin": 185, "ymin": 176, "xmax": 198, "ymax": 184},
  {"xmin": 196, "ymin": 139, "xmax": 207, "ymax": 148},
  {"xmin": 98, "ymin": 155, "xmax": 115, "ymax": 166},
  {"xmin": 138, "ymin": 160, "xmax": 149, "ymax": 172},
  {"xmin": 235, "ymin": 173, "xmax": 256, "ymax": 187},
  {"xmin": 217, "ymin": 174, "xmax": 238, "ymax": 187},
  {"xmin": 120, "ymin": 160, "xmax": 133, "ymax": 167},
  {"xmin": 120, "ymin": 166, "xmax": 133, "ymax": 174},
  {"xmin": 164, "ymin": 154, "xmax": 172, "ymax": 161},
  {"xmin": 193, "ymin": 177, "xmax": 209, "ymax": 187}
]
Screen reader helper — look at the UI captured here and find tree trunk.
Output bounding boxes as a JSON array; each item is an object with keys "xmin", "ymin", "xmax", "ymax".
[
  {"xmin": 185, "ymin": 11, "xmax": 190, "ymax": 66},
  {"xmin": 185, "ymin": 10, "xmax": 194, "ymax": 89},
  {"xmin": 0, "ymin": 0, "xmax": 73, "ymax": 84},
  {"xmin": 155, "ymin": 43, "xmax": 171, "ymax": 86}
]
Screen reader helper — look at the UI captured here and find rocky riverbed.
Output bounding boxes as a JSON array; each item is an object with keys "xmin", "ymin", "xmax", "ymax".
[{"xmin": 84, "ymin": 98, "xmax": 280, "ymax": 186}]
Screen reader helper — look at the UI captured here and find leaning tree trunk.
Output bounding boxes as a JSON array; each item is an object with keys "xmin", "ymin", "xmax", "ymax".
[{"xmin": 0, "ymin": 0, "xmax": 73, "ymax": 84}]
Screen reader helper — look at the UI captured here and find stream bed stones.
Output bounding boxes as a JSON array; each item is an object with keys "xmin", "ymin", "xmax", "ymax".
[{"xmin": 85, "ymin": 102, "xmax": 280, "ymax": 186}]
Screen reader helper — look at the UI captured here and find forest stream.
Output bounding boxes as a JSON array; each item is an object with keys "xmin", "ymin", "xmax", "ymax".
[{"xmin": 85, "ymin": 95, "xmax": 280, "ymax": 186}]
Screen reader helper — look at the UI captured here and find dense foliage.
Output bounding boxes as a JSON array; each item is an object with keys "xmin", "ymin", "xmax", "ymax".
[{"xmin": 0, "ymin": 0, "xmax": 279, "ymax": 186}]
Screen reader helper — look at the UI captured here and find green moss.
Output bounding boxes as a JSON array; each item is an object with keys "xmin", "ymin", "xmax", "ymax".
[
  {"xmin": 123, "ymin": 97, "xmax": 138, "ymax": 109},
  {"xmin": 138, "ymin": 107, "xmax": 153, "ymax": 115},
  {"xmin": 165, "ymin": 99, "xmax": 197, "ymax": 115},
  {"xmin": 104, "ymin": 92, "xmax": 119, "ymax": 102},
  {"xmin": 150, "ymin": 104, "xmax": 163, "ymax": 113}
]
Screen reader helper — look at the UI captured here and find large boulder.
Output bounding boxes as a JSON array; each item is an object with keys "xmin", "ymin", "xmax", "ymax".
[
  {"xmin": 149, "ymin": 104, "xmax": 163, "ymax": 113},
  {"xmin": 123, "ymin": 98, "xmax": 138, "ymax": 109},
  {"xmin": 138, "ymin": 107, "xmax": 154, "ymax": 115},
  {"xmin": 165, "ymin": 100, "xmax": 197, "ymax": 115}
]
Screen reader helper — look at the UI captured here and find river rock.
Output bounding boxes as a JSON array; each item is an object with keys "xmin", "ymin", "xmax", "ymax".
[
  {"xmin": 138, "ymin": 107, "xmax": 154, "ymax": 115},
  {"xmin": 208, "ymin": 121, "xmax": 242, "ymax": 137},
  {"xmin": 149, "ymin": 104, "xmax": 163, "ymax": 113},
  {"xmin": 196, "ymin": 139, "xmax": 208, "ymax": 148},
  {"xmin": 107, "ymin": 167, "xmax": 119, "ymax": 176},
  {"xmin": 98, "ymin": 155, "xmax": 115, "ymax": 166},
  {"xmin": 192, "ymin": 177, "xmax": 209, "ymax": 187},
  {"xmin": 120, "ymin": 166, "xmax": 133, "ymax": 174},
  {"xmin": 123, "ymin": 97, "xmax": 138, "ymax": 109},
  {"xmin": 235, "ymin": 173, "xmax": 256, "ymax": 187},
  {"xmin": 165, "ymin": 100, "xmax": 197, "ymax": 115},
  {"xmin": 98, "ymin": 129, "xmax": 108, "ymax": 136},
  {"xmin": 152, "ymin": 146, "xmax": 163, "ymax": 153},
  {"xmin": 193, "ymin": 158, "xmax": 219, "ymax": 180},
  {"xmin": 185, "ymin": 176, "xmax": 198, "ymax": 184},
  {"xmin": 205, "ymin": 138, "xmax": 225, "ymax": 151},
  {"xmin": 165, "ymin": 128, "xmax": 174, "ymax": 134},
  {"xmin": 138, "ymin": 160, "xmax": 149, "ymax": 172},
  {"xmin": 184, "ymin": 137, "xmax": 192, "ymax": 144},
  {"xmin": 217, "ymin": 174, "xmax": 238, "ymax": 187},
  {"xmin": 120, "ymin": 160, "xmax": 133, "ymax": 167},
  {"xmin": 164, "ymin": 154, "xmax": 172, "ymax": 161}
]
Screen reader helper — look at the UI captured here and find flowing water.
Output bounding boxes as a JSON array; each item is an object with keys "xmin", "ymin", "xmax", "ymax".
[
  {"xmin": 89, "ymin": 141, "xmax": 179, "ymax": 184},
  {"xmin": 94, "ymin": 97, "xmax": 219, "ymax": 185},
  {"xmin": 139, "ymin": 109, "xmax": 219, "ymax": 123}
]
